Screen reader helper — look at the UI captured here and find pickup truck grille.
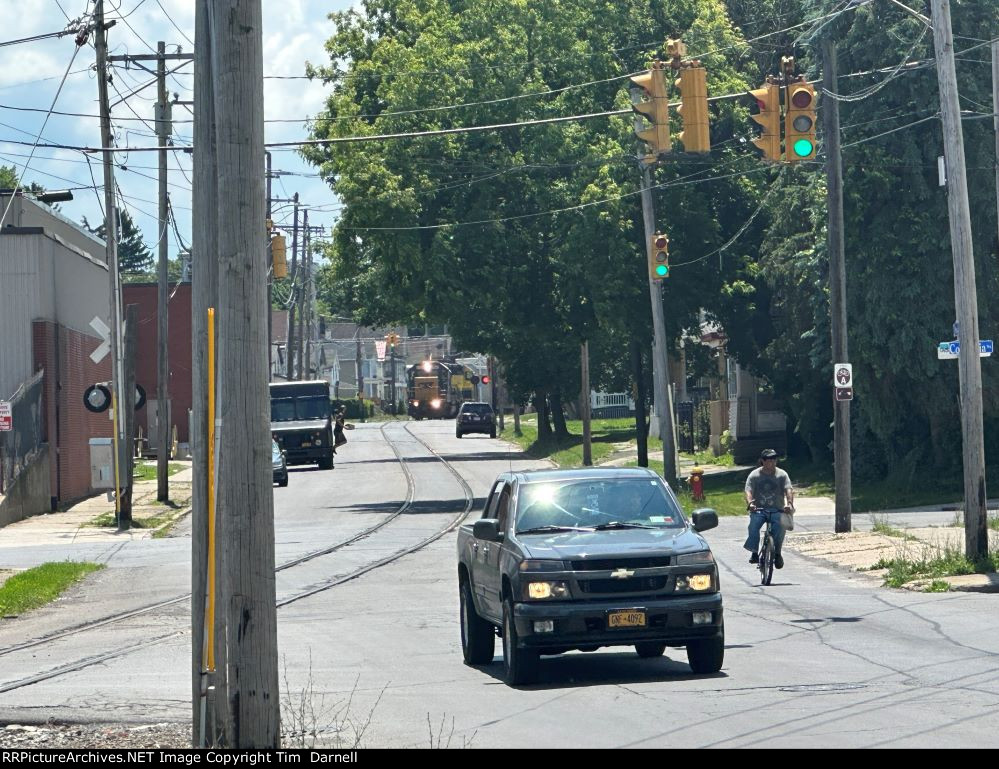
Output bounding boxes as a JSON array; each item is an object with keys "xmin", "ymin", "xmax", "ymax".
[
  {"xmin": 571, "ymin": 557, "xmax": 671, "ymax": 571},
  {"xmin": 578, "ymin": 576, "xmax": 668, "ymax": 594}
]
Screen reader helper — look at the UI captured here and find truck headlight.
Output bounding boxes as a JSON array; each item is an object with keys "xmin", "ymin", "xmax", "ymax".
[
  {"xmin": 675, "ymin": 550, "xmax": 714, "ymax": 565},
  {"xmin": 431, "ymin": 398, "xmax": 441, "ymax": 409},
  {"xmin": 525, "ymin": 581, "xmax": 569, "ymax": 600},
  {"xmin": 676, "ymin": 574, "xmax": 714, "ymax": 592}
]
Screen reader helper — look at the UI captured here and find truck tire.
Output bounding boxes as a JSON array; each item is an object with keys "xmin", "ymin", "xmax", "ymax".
[
  {"xmin": 318, "ymin": 454, "xmax": 334, "ymax": 470},
  {"xmin": 502, "ymin": 598, "xmax": 539, "ymax": 686},
  {"xmin": 489, "ymin": 428, "xmax": 497, "ymax": 439},
  {"xmin": 459, "ymin": 580, "xmax": 494, "ymax": 665},
  {"xmin": 686, "ymin": 632, "xmax": 724, "ymax": 674},
  {"xmin": 634, "ymin": 642, "xmax": 666, "ymax": 658}
]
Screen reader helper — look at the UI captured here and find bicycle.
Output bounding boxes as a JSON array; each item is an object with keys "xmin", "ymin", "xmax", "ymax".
[{"xmin": 752, "ymin": 507, "xmax": 781, "ymax": 586}]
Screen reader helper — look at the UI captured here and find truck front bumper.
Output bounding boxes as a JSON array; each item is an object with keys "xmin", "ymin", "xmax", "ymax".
[{"xmin": 512, "ymin": 593, "xmax": 723, "ymax": 648}]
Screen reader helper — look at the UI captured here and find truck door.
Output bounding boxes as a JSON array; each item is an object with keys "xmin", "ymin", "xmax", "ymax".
[
  {"xmin": 472, "ymin": 480, "xmax": 504, "ymax": 612},
  {"xmin": 479, "ymin": 482, "xmax": 512, "ymax": 619}
]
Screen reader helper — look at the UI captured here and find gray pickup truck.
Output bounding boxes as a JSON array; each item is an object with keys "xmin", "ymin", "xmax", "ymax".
[{"xmin": 456, "ymin": 467, "xmax": 723, "ymax": 685}]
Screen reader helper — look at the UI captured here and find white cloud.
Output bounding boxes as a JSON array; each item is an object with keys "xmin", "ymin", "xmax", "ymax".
[{"xmin": 0, "ymin": 0, "xmax": 351, "ymax": 249}]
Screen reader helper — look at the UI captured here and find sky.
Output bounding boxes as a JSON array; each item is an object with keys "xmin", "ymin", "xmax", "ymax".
[{"xmin": 0, "ymin": 0, "xmax": 354, "ymax": 259}]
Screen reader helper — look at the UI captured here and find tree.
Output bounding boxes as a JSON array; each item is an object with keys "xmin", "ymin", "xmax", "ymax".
[{"xmin": 82, "ymin": 208, "xmax": 155, "ymax": 276}]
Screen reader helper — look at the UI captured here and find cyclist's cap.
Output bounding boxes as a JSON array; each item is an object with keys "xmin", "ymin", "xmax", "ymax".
[{"xmin": 760, "ymin": 449, "xmax": 779, "ymax": 460}]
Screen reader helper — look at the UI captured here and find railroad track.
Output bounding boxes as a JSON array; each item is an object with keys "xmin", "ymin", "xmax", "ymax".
[{"xmin": 0, "ymin": 420, "xmax": 476, "ymax": 692}]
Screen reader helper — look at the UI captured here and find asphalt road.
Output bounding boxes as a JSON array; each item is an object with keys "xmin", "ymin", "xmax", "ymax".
[{"xmin": 1, "ymin": 420, "xmax": 997, "ymax": 748}]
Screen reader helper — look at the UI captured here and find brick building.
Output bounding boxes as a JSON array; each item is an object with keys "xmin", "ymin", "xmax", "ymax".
[{"xmin": 0, "ymin": 191, "xmax": 112, "ymax": 519}]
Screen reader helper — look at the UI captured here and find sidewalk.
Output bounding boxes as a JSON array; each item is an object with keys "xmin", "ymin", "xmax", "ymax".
[
  {"xmin": 784, "ymin": 497, "xmax": 999, "ymax": 593},
  {"xmin": 0, "ymin": 461, "xmax": 193, "ymax": 586}
]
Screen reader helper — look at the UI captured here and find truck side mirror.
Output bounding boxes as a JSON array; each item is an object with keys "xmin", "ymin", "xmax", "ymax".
[
  {"xmin": 473, "ymin": 519, "xmax": 503, "ymax": 542},
  {"xmin": 691, "ymin": 508, "xmax": 718, "ymax": 532}
]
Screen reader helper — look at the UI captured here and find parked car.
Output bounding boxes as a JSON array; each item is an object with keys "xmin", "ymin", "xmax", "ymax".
[
  {"xmin": 272, "ymin": 439, "xmax": 288, "ymax": 487},
  {"xmin": 456, "ymin": 467, "xmax": 722, "ymax": 685},
  {"xmin": 456, "ymin": 401, "xmax": 496, "ymax": 439}
]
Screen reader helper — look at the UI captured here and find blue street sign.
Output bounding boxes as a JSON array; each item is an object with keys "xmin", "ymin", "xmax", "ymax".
[{"xmin": 938, "ymin": 340, "xmax": 993, "ymax": 358}]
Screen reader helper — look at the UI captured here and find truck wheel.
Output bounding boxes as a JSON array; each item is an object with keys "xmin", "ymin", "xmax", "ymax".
[
  {"xmin": 278, "ymin": 477, "xmax": 289, "ymax": 488},
  {"xmin": 635, "ymin": 642, "xmax": 666, "ymax": 658},
  {"xmin": 318, "ymin": 455, "xmax": 333, "ymax": 470},
  {"xmin": 686, "ymin": 632, "xmax": 724, "ymax": 674},
  {"xmin": 489, "ymin": 428, "xmax": 497, "ymax": 439},
  {"xmin": 502, "ymin": 598, "xmax": 539, "ymax": 686},
  {"xmin": 459, "ymin": 580, "xmax": 494, "ymax": 665},
  {"xmin": 456, "ymin": 431, "xmax": 463, "ymax": 439}
]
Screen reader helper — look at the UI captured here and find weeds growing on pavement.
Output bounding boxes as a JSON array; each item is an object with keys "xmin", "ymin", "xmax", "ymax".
[
  {"xmin": 870, "ymin": 543, "xmax": 998, "ymax": 589},
  {"xmin": 427, "ymin": 714, "xmax": 476, "ymax": 749},
  {"xmin": 280, "ymin": 654, "xmax": 384, "ymax": 749},
  {"xmin": 869, "ymin": 514, "xmax": 917, "ymax": 541},
  {"xmin": 0, "ymin": 561, "xmax": 104, "ymax": 617}
]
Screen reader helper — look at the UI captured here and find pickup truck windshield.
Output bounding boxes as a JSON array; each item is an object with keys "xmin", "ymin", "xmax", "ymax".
[{"xmin": 516, "ymin": 478, "xmax": 684, "ymax": 533}]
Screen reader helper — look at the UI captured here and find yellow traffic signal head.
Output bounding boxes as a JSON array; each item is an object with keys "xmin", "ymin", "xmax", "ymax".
[
  {"xmin": 629, "ymin": 63, "xmax": 671, "ymax": 158},
  {"xmin": 785, "ymin": 80, "xmax": 817, "ymax": 162},
  {"xmin": 675, "ymin": 67, "xmax": 710, "ymax": 154},
  {"xmin": 649, "ymin": 232, "xmax": 670, "ymax": 280},
  {"xmin": 749, "ymin": 83, "xmax": 781, "ymax": 162},
  {"xmin": 271, "ymin": 234, "xmax": 287, "ymax": 278}
]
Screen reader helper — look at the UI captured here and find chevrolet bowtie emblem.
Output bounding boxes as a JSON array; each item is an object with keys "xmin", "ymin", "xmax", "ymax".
[{"xmin": 610, "ymin": 568, "xmax": 635, "ymax": 579}]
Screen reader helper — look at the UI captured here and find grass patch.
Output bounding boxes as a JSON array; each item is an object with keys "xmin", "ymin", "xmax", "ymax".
[
  {"xmin": 499, "ymin": 417, "xmax": 636, "ymax": 468},
  {"xmin": 132, "ymin": 462, "xmax": 185, "ymax": 481},
  {"xmin": 926, "ymin": 580, "xmax": 951, "ymax": 593},
  {"xmin": 682, "ymin": 448, "xmax": 735, "ymax": 467},
  {"xmin": 869, "ymin": 516, "xmax": 918, "ymax": 541},
  {"xmin": 633, "ymin": 460, "xmax": 749, "ymax": 517},
  {"xmin": 870, "ymin": 547, "xmax": 998, "ymax": 589},
  {"xmin": 0, "ymin": 562, "xmax": 104, "ymax": 616}
]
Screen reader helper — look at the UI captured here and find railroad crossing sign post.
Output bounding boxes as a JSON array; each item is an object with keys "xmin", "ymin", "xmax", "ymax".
[{"xmin": 834, "ymin": 362, "xmax": 853, "ymax": 401}]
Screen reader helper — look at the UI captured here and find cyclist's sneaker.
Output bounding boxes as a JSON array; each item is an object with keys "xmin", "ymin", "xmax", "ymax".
[
  {"xmin": 775, "ymin": 553, "xmax": 784, "ymax": 569},
  {"xmin": 749, "ymin": 552, "xmax": 759, "ymax": 564}
]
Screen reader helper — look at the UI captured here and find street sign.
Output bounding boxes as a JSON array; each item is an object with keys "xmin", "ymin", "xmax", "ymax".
[
  {"xmin": 834, "ymin": 363, "xmax": 852, "ymax": 388},
  {"xmin": 835, "ymin": 387, "xmax": 853, "ymax": 402},
  {"xmin": 0, "ymin": 401, "xmax": 11, "ymax": 431},
  {"xmin": 937, "ymin": 340, "xmax": 993, "ymax": 359},
  {"xmin": 375, "ymin": 340, "xmax": 387, "ymax": 362},
  {"xmin": 90, "ymin": 316, "xmax": 111, "ymax": 364}
]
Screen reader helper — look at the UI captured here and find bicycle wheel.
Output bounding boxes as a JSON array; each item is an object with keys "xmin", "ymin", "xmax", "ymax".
[{"xmin": 760, "ymin": 532, "xmax": 775, "ymax": 585}]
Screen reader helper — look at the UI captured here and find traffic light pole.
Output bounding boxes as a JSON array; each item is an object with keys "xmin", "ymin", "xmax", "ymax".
[
  {"xmin": 930, "ymin": 0, "xmax": 988, "ymax": 560},
  {"xmin": 640, "ymin": 165, "xmax": 678, "ymax": 488},
  {"xmin": 823, "ymin": 39, "xmax": 852, "ymax": 533}
]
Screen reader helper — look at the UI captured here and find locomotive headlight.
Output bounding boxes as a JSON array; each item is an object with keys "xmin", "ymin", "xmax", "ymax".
[
  {"xmin": 431, "ymin": 398, "xmax": 441, "ymax": 409},
  {"xmin": 412, "ymin": 400, "xmax": 419, "ymax": 407}
]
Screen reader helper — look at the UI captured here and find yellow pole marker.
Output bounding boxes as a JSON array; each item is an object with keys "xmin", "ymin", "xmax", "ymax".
[{"xmin": 204, "ymin": 307, "xmax": 217, "ymax": 673}]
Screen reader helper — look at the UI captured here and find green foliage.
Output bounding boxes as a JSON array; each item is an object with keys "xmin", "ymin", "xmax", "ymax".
[
  {"xmin": 0, "ymin": 562, "xmax": 104, "ymax": 616},
  {"xmin": 871, "ymin": 547, "xmax": 997, "ymax": 589},
  {"xmin": 82, "ymin": 208, "xmax": 155, "ymax": 276}
]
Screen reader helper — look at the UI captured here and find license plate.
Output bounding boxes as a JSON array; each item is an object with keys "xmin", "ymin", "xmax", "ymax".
[{"xmin": 607, "ymin": 610, "xmax": 646, "ymax": 628}]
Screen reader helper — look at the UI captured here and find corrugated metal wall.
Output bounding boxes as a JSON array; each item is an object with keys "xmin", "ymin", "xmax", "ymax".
[{"xmin": 0, "ymin": 235, "xmax": 46, "ymax": 400}]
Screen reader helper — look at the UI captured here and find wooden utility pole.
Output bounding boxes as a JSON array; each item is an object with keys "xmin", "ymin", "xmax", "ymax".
[
  {"xmin": 212, "ymin": 0, "xmax": 280, "ymax": 746},
  {"xmin": 297, "ymin": 209, "xmax": 308, "ymax": 378},
  {"xmin": 156, "ymin": 41, "xmax": 171, "ymax": 502},
  {"xmin": 992, "ymin": 40, "xmax": 999, "ymax": 250},
  {"xmin": 94, "ymin": 0, "xmax": 126, "ymax": 523},
  {"xmin": 266, "ymin": 151, "xmax": 273, "ymax": 377},
  {"xmin": 633, "ymin": 341, "xmax": 649, "ymax": 467},
  {"xmin": 823, "ymin": 39, "xmax": 852, "ymax": 533},
  {"xmin": 931, "ymin": 0, "xmax": 988, "ymax": 560},
  {"xmin": 581, "ymin": 341, "xmax": 592, "ymax": 466},
  {"xmin": 285, "ymin": 194, "xmax": 300, "ymax": 381},
  {"xmin": 640, "ymin": 165, "xmax": 678, "ymax": 487},
  {"xmin": 192, "ymin": 0, "xmax": 222, "ymax": 747},
  {"xmin": 303, "ymin": 215, "xmax": 312, "ymax": 379}
]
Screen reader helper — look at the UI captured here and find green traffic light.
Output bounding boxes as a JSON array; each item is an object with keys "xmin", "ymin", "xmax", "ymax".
[
  {"xmin": 655, "ymin": 264, "xmax": 669, "ymax": 277},
  {"xmin": 792, "ymin": 138, "xmax": 814, "ymax": 157}
]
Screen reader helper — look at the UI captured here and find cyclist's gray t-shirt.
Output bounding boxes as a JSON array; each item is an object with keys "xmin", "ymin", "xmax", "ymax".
[{"xmin": 745, "ymin": 468, "xmax": 792, "ymax": 509}]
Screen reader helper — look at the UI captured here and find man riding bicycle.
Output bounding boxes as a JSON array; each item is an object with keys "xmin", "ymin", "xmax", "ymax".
[{"xmin": 744, "ymin": 448, "xmax": 794, "ymax": 569}]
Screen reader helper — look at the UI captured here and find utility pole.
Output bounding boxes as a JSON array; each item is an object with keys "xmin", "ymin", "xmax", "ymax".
[
  {"xmin": 285, "ymin": 194, "xmax": 299, "ymax": 381},
  {"xmin": 640, "ymin": 165, "xmax": 678, "ymax": 487},
  {"xmin": 303, "ymin": 218, "xmax": 312, "ymax": 379},
  {"xmin": 992, "ymin": 39, "xmax": 999, "ymax": 250},
  {"xmin": 581, "ymin": 341, "xmax": 592, "ymax": 466},
  {"xmin": 297, "ymin": 209, "xmax": 308, "ymax": 379},
  {"xmin": 120, "ymin": 304, "xmax": 138, "ymax": 526},
  {"xmin": 356, "ymin": 335, "xmax": 364, "ymax": 401},
  {"xmin": 212, "ymin": 0, "xmax": 280, "ymax": 747},
  {"xmin": 191, "ymin": 0, "xmax": 222, "ymax": 746},
  {"xmin": 156, "ymin": 40, "xmax": 170, "ymax": 502},
  {"xmin": 94, "ymin": 0, "xmax": 126, "ymax": 524},
  {"xmin": 823, "ymin": 39, "xmax": 851, "ymax": 533},
  {"xmin": 930, "ymin": 0, "xmax": 988, "ymax": 560},
  {"xmin": 266, "ymin": 151, "xmax": 273, "ymax": 377}
]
